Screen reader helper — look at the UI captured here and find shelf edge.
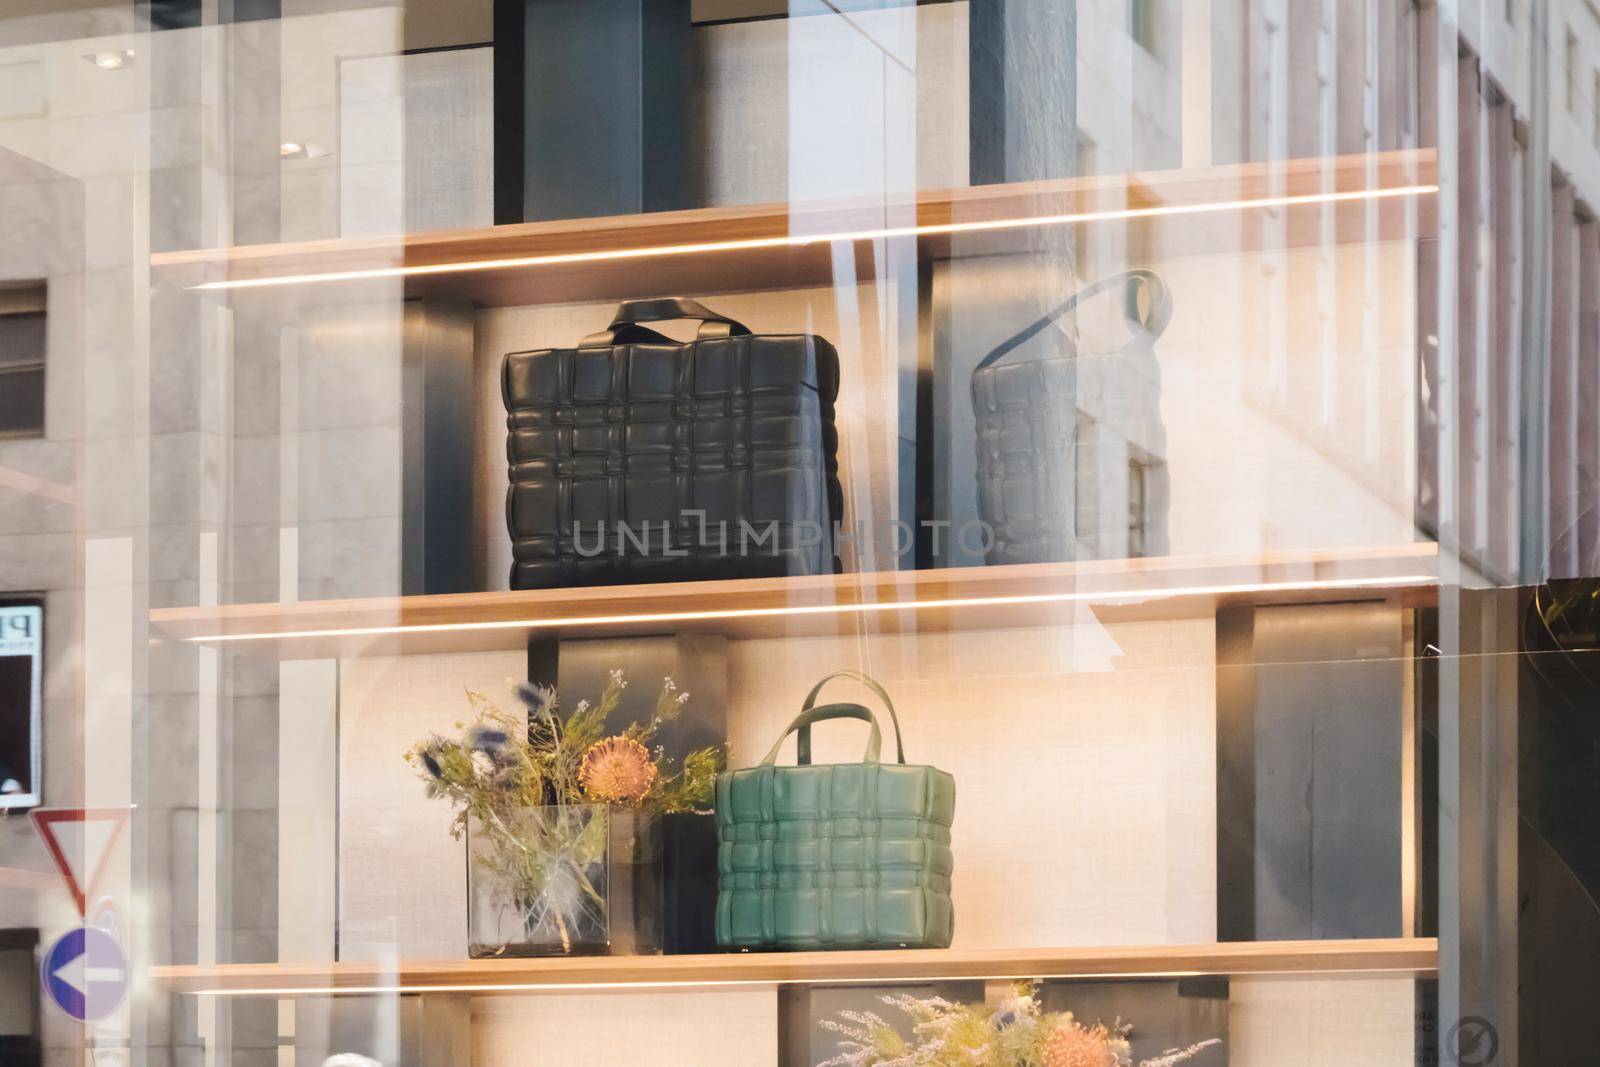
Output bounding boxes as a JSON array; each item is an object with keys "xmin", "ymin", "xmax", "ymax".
[{"xmin": 149, "ymin": 937, "xmax": 1439, "ymax": 996}]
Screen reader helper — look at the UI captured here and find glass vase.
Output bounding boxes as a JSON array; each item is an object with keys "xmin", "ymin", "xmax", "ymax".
[{"xmin": 465, "ymin": 804, "xmax": 663, "ymax": 958}]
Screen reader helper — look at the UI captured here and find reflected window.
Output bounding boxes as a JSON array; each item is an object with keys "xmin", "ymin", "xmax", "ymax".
[
  {"xmin": 1128, "ymin": 457, "xmax": 1157, "ymax": 560},
  {"xmin": 1129, "ymin": 0, "xmax": 1162, "ymax": 57},
  {"xmin": 1075, "ymin": 415, "xmax": 1098, "ymax": 555},
  {"xmin": 0, "ymin": 285, "xmax": 44, "ymax": 440},
  {"xmin": 0, "ymin": 602, "xmax": 41, "ymax": 809},
  {"xmin": 1568, "ymin": 28, "xmax": 1580, "ymax": 113}
]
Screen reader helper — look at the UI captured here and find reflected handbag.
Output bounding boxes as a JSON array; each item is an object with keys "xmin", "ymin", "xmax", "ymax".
[
  {"xmin": 970, "ymin": 269, "xmax": 1173, "ymax": 566},
  {"xmin": 715, "ymin": 670, "xmax": 956, "ymax": 950},
  {"xmin": 503, "ymin": 298, "xmax": 844, "ymax": 589}
]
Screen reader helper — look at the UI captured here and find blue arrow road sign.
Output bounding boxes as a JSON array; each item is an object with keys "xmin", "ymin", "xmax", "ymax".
[{"xmin": 40, "ymin": 926, "xmax": 128, "ymax": 1022}]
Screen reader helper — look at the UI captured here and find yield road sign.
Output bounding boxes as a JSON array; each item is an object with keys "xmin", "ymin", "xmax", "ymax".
[{"xmin": 29, "ymin": 807, "xmax": 131, "ymax": 916}]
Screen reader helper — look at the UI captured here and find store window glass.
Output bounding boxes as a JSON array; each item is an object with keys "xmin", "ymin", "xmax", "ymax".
[{"xmin": 0, "ymin": 1, "xmax": 1598, "ymax": 1065}]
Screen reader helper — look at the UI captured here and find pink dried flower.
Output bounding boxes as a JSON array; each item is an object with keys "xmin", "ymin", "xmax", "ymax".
[
  {"xmin": 579, "ymin": 736, "xmax": 657, "ymax": 803},
  {"xmin": 1043, "ymin": 1023, "xmax": 1119, "ymax": 1067}
]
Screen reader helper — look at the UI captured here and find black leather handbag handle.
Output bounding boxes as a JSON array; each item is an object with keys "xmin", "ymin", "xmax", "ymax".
[
  {"xmin": 972, "ymin": 269, "xmax": 1172, "ymax": 376},
  {"xmin": 579, "ymin": 297, "xmax": 753, "ymax": 348}
]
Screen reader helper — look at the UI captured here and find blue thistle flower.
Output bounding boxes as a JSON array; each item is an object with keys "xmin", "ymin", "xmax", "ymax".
[
  {"xmin": 467, "ymin": 726, "xmax": 510, "ymax": 750},
  {"xmin": 466, "ymin": 725, "xmax": 515, "ymax": 766},
  {"xmin": 420, "ymin": 747, "xmax": 444, "ymax": 780},
  {"xmin": 516, "ymin": 683, "xmax": 553, "ymax": 711}
]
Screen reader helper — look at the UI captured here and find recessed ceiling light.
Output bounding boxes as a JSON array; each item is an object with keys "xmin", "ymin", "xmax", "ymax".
[
  {"xmin": 84, "ymin": 49, "xmax": 135, "ymax": 71},
  {"xmin": 280, "ymin": 142, "xmax": 328, "ymax": 160}
]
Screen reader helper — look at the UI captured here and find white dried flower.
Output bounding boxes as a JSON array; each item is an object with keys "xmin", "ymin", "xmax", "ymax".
[{"xmin": 1139, "ymin": 1039, "xmax": 1221, "ymax": 1067}]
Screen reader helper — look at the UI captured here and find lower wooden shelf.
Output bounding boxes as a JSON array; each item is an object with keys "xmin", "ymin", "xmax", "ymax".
[{"xmin": 150, "ymin": 938, "xmax": 1437, "ymax": 996}]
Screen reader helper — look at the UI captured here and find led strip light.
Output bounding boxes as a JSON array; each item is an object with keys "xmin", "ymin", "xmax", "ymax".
[
  {"xmin": 175, "ymin": 971, "xmax": 1200, "ymax": 996},
  {"xmin": 185, "ymin": 573, "xmax": 1437, "ymax": 645},
  {"xmin": 191, "ymin": 183, "xmax": 1439, "ymax": 292}
]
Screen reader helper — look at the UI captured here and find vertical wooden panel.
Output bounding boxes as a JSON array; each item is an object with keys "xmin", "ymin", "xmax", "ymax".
[
  {"xmin": 1286, "ymin": 0, "xmax": 1322, "ymax": 160},
  {"xmin": 1211, "ymin": 0, "xmax": 1252, "ymax": 165},
  {"xmin": 1577, "ymin": 217, "xmax": 1600, "ymax": 575},
  {"xmin": 1456, "ymin": 56, "xmax": 1484, "ymax": 565},
  {"xmin": 1216, "ymin": 603, "xmax": 1407, "ymax": 942},
  {"xmin": 1486, "ymin": 96, "xmax": 1520, "ymax": 581},
  {"xmin": 1376, "ymin": 0, "xmax": 1408, "ymax": 152},
  {"xmin": 400, "ymin": 299, "xmax": 476, "ymax": 596},
  {"xmin": 1549, "ymin": 182, "xmax": 1579, "ymax": 578},
  {"xmin": 1441, "ymin": 587, "xmax": 1522, "ymax": 1059},
  {"xmin": 1413, "ymin": 3, "xmax": 1441, "ymax": 540},
  {"xmin": 1334, "ymin": 0, "xmax": 1365, "ymax": 156},
  {"xmin": 1216, "ymin": 607, "xmax": 1258, "ymax": 942},
  {"xmin": 1248, "ymin": 0, "xmax": 1283, "ymax": 164}
]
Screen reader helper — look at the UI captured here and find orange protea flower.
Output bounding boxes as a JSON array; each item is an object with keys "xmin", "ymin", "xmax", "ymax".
[
  {"xmin": 580, "ymin": 736, "xmax": 658, "ymax": 803},
  {"xmin": 1042, "ymin": 1023, "xmax": 1118, "ymax": 1067}
]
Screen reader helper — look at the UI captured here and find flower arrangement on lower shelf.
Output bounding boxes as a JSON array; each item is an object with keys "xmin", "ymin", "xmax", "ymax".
[
  {"xmin": 819, "ymin": 984, "xmax": 1220, "ymax": 1067},
  {"xmin": 406, "ymin": 670, "xmax": 721, "ymax": 957}
]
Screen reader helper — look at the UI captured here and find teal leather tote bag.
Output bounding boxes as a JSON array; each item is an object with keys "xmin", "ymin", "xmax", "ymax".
[{"xmin": 715, "ymin": 670, "xmax": 955, "ymax": 950}]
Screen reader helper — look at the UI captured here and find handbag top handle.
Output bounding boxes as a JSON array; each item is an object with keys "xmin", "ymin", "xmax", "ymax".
[
  {"xmin": 766, "ymin": 669, "xmax": 908, "ymax": 766},
  {"xmin": 580, "ymin": 296, "xmax": 753, "ymax": 348},
  {"xmin": 760, "ymin": 702, "xmax": 887, "ymax": 766},
  {"xmin": 971, "ymin": 268, "xmax": 1173, "ymax": 378}
]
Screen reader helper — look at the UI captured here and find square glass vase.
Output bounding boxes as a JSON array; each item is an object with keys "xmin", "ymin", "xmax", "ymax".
[{"xmin": 466, "ymin": 804, "xmax": 663, "ymax": 958}]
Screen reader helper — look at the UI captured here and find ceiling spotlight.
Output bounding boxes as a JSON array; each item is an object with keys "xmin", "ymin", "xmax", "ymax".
[
  {"xmin": 84, "ymin": 49, "xmax": 135, "ymax": 71},
  {"xmin": 280, "ymin": 142, "xmax": 328, "ymax": 160}
]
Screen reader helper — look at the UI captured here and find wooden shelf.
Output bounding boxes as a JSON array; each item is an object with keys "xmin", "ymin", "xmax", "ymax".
[
  {"xmin": 149, "ymin": 937, "xmax": 1437, "ymax": 996},
  {"xmin": 150, "ymin": 150, "xmax": 1436, "ymax": 308},
  {"xmin": 148, "ymin": 544, "xmax": 1438, "ymax": 660}
]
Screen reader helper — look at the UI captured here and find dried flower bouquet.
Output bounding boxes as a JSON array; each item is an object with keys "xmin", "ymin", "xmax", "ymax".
[
  {"xmin": 407, "ymin": 670, "xmax": 721, "ymax": 954},
  {"xmin": 819, "ymin": 983, "xmax": 1220, "ymax": 1067}
]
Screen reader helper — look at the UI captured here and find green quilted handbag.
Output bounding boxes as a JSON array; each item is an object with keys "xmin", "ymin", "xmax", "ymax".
[{"xmin": 715, "ymin": 670, "xmax": 955, "ymax": 950}]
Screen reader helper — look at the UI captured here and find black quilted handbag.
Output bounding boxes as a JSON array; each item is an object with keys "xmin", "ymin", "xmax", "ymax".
[
  {"xmin": 970, "ymin": 270, "xmax": 1172, "ymax": 566},
  {"xmin": 503, "ymin": 298, "xmax": 844, "ymax": 589}
]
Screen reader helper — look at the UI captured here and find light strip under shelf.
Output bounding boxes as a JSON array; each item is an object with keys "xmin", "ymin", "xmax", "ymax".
[
  {"xmin": 174, "ymin": 971, "xmax": 1210, "ymax": 996},
  {"xmin": 181, "ymin": 573, "xmax": 1437, "ymax": 645},
  {"xmin": 190, "ymin": 183, "xmax": 1438, "ymax": 292}
]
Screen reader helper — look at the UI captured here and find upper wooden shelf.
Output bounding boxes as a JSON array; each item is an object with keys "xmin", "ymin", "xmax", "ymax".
[
  {"xmin": 148, "ymin": 544, "xmax": 1438, "ymax": 660},
  {"xmin": 149, "ymin": 937, "xmax": 1438, "ymax": 996},
  {"xmin": 150, "ymin": 149, "xmax": 1436, "ymax": 308}
]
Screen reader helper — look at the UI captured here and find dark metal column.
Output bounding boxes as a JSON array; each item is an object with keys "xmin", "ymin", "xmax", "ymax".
[{"xmin": 493, "ymin": 0, "xmax": 693, "ymax": 223}]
